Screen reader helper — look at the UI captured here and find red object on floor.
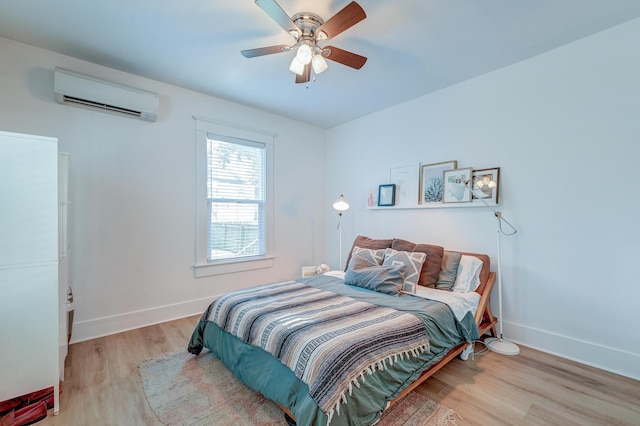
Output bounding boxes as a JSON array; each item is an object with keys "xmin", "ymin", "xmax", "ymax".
[
  {"xmin": 22, "ymin": 390, "xmax": 52, "ymax": 411},
  {"xmin": 0, "ymin": 387, "xmax": 55, "ymax": 426},
  {"xmin": 0, "ymin": 387, "xmax": 54, "ymax": 415},
  {"xmin": 0, "ymin": 401, "xmax": 47, "ymax": 426},
  {"xmin": 0, "ymin": 398, "xmax": 26, "ymax": 418}
]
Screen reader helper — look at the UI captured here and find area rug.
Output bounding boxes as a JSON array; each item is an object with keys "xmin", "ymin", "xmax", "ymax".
[{"xmin": 138, "ymin": 350, "xmax": 459, "ymax": 426}]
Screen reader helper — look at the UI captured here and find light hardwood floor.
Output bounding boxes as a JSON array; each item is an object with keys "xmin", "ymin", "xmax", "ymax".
[{"xmin": 38, "ymin": 316, "xmax": 639, "ymax": 426}]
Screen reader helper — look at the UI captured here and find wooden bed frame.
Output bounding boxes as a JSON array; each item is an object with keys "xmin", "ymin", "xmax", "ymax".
[
  {"xmin": 279, "ymin": 254, "xmax": 498, "ymax": 421},
  {"xmin": 388, "ymin": 269, "xmax": 497, "ymax": 409}
]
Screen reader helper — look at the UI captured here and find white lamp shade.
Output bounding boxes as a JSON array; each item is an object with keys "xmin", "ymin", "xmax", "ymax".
[
  {"xmin": 296, "ymin": 44, "xmax": 313, "ymax": 65},
  {"xmin": 476, "ymin": 175, "xmax": 496, "ymax": 189},
  {"xmin": 289, "ymin": 57, "xmax": 305, "ymax": 75},
  {"xmin": 312, "ymin": 54, "xmax": 328, "ymax": 74},
  {"xmin": 333, "ymin": 194, "xmax": 350, "ymax": 212}
]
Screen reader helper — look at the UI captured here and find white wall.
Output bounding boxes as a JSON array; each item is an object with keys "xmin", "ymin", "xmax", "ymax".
[
  {"xmin": 2, "ymin": 15, "xmax": 639, "ymax": 381},
  {"xmin": 326, "ymin": 18, "xmax": 640, "ymax": 379},
  {"xmin": 0, "ymin": 38, "xmax": 327, "ymax": 343}
]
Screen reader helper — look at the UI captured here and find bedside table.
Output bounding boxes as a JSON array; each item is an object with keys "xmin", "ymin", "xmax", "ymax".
[{"xmin": 301, "ymin": 266, "xmax": 317, "ymax": 277}]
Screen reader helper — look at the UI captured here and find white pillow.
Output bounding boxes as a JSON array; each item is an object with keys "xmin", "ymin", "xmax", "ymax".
[{"xmin": 452, "ymin": 255, "xmax": 483, "ymax": 293}]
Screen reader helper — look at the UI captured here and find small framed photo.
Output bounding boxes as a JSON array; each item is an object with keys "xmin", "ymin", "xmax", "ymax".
[
  {"xmin": 471, "ymin": 167, "xmax": 500, "ymax": 206},
  {"xmin": 419, "ymin": 161, "xmax": 457, "ymax": 204},
  {"xmin": 377, "ymin": 184, "xmax": 396, "ymax": 206},
  {"xmin": 443, "ymin": 168, "xmax": 473, "ymax": 203}
]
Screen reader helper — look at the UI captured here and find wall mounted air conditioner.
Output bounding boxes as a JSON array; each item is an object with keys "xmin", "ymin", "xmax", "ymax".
[{"xmin": 54, "ymin": 67, "xmax": 159, "ymax": 122}]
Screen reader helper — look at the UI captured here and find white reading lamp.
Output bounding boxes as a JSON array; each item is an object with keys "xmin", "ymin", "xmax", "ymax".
[
  {"xmin": 332, "ymin": 194, "xmax": 350, "ymax": 270},
  {"xmin": 466, "ymin": 177, "xmax": 520, "ymax": 356}
]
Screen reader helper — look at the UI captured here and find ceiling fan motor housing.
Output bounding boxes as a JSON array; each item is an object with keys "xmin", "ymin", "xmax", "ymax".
[{"xmin": 290, "ymin": 12, "xmax": 326, "ymax": 42}]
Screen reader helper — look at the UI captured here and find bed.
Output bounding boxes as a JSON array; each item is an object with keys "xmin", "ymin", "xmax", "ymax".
[{"xmin": 188, "ymin": 236, "xmax": 497, "ymax": 425}]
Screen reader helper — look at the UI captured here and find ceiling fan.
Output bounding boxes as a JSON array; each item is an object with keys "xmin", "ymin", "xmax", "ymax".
[{"xmin": 241, "ymin": 0, "xmax": 367, "ymax": 84}]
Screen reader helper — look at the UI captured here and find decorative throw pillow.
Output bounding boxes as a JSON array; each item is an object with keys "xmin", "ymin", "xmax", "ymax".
[
  {"xmin": 391, "ymin": 239, "xmax": 444, "ymax": 288},
  {"xmin": 344, "ymin": 264, "xmax": 406, "ymax": 296},
  {"xmin": 344, "ymin": 235, "xmax": 393, "ymax": 272},
  {"xmin": 436, "ymin": 251, "xmax": 462, "ymax": 291},
  {"xmin": 347, "ymin": 246, "xmax": 386, "ymax": 271},
  {"xmin": 452, "ymin": 255, "xmax": 483, "ymax": 293},
  {"xmin": 382, "ymin": 248, "xmax": 426, "ymax": 294}
]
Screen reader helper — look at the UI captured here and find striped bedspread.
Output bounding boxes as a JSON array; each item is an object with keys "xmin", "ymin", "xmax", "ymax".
[{"xmin": 206, "ymin": 281, "xmax": 430, "ymax": 421}]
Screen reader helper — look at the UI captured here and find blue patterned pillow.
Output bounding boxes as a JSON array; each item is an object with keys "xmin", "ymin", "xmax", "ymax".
[
  {"xmin": 347, "ymin": 246, "xmax": 386, "ymax": 270},
  {"xmin": 382, "ymin": 248, "xmax": 426, "ymax": 293},
  {"xmin": 344, "ymin": 264, "xmax": 406, "ymax": 295}
]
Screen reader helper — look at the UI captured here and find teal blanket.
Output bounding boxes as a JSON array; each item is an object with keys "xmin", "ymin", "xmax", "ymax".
[{"xmin": 188, "ymin": 274, "xmax": 478, "ymax": 426}]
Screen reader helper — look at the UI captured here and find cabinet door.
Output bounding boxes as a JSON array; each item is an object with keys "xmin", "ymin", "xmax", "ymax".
[
  {"xmin": 0, "ymin": 132, "xmax": 58, "ymax": 266},
  {"xmin": 58, "ymin": 153, "xmax": 70, "ymax": 258},
  {"xmin": 0, "ymin": 264, "xmax": 59, "ymax": 403}
]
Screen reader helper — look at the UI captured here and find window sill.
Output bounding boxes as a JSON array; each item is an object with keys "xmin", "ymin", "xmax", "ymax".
[{"xmin": 193, "ymin": 256, "xmax": 275, "ymax": 278}]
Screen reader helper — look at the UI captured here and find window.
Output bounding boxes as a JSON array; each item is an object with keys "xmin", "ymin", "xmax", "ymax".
[
  {"xmin": 207, "ymin": 137, "xmax": 264, "ymax": 260},
  {"xmin": 194, "ymin": 118, "xmax": 274, "ymax": 277}
]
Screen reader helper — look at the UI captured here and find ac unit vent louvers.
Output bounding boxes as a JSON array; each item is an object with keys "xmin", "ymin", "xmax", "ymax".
[
  {"xmin": 54, "ymin": 67, "xmax": 159, "ymax": 122},
  {"xmin": 60, "ymin": 96, "xmax": 142, "ymax": 118}
]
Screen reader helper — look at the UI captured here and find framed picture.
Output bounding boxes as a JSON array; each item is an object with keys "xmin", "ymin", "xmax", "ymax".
[
  {"xmin": 471, "ymin": 167, "xmax": 500, "ymax": 206},
  {"xmin": 443, "ymin": 168, "xmax": 473, "ymax": 203},
  {"xmin": 389, "ymin": 164, "xmax": 419, "ymax": 207},
  {"xmin": 377, "ymin": 184, "xmax": 396, "ymax": 206},
  {"xmin": 419, "ymin": 161, "xmax": 457, "ymax": 204}
]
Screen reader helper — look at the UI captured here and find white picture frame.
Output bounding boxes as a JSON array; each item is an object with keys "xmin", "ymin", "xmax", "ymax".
[
  {"xmin": 443, "ymin": 168, "xmax": 473, "ymax": 203},
  {"xmin": 389, "ymin": 164, "xmax": 419, "ymax": 207}
]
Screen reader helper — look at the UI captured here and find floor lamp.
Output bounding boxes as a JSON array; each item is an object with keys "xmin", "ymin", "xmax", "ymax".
[
  {"xmin": 332, "ymin": 194, "xmax": 350, "ymax": 270},
  {"xmin": 466, "ymin": 178, "xmax": 520, "ymax": 356}
]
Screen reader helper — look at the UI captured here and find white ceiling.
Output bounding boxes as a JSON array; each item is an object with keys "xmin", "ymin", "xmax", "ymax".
[{"xmin": 2, "ymin": 0, "xmax": 640, "ymax": 128}]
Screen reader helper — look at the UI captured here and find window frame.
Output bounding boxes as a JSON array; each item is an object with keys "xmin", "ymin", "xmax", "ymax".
[{"xmin": 193, "ymin": 117, "xmax": 274, "ymax": 278}]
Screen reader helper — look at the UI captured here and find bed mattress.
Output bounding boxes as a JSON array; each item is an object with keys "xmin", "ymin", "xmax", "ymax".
[{"xmin": 188, "ymin": 274, "xmax": 478, "ymax": 425}]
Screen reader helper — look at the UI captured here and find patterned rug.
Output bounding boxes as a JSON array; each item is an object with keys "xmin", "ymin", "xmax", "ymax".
[{"xmin": 138, "ymin": 350, "xmax": 459, "ymax": 426}]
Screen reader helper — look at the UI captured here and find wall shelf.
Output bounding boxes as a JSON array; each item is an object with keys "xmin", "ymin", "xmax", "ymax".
[{"xmin": 368, "ymin": 202, "xmax": 495, "ymax": 210}]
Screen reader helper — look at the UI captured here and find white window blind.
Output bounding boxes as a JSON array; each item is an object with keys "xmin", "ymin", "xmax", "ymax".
[{"xmin": 207, "ymin": 135, "xmax": 265, "ymax": 261}]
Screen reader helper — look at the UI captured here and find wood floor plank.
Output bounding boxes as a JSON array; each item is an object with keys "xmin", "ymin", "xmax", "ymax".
[{"xmin": 36, "ymin": 316, "xmax": 639, "ymax": 426}]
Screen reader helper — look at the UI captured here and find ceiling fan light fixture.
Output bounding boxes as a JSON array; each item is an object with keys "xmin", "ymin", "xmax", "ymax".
[
  {"xmin": 289, "ymin": 56, "xmax": 305, "ymax": 75},
  {"xmin": 296, "ymin": 43, "xmax": 313, "ymax": 65},
  {"xmin": 312, "ymin": 53, "xmax": 328, "ymax": 74},
  {"xmin": 244, "ymin": 1, "xmax": 368, "ymax": 83}
]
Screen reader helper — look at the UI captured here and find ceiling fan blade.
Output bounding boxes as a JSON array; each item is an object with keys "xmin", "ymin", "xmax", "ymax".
[
  {"xmin": 255, "ymin": 0, "xmax": 301, "ymax": 38},
  {"xmin": 241, "ymin": 45, "xmax": 291, "ymax": 58},
  {"xmin": 316, "ymin": 2, "xmax": 366, "ymax": 40},
  {"xmin": 295, "ymin": 63, "xmax": 311, "ymax": 84},
  {"xmin": 323, "ymin": 46, "xmax": 367, "ymax": 69}
]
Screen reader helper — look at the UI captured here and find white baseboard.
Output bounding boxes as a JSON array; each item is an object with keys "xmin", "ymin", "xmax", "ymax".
[
  {"xmin": 503, "ymin": 321, "xmax": 640, "ymax": 381},
  {"xmin": 69, "ymin": 296, "xmax": 214, "ymax": 344}
]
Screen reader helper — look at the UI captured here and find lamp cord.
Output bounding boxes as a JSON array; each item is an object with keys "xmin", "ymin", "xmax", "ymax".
[{"xmin": 496, "ymin": 212, "xmax": 517, "ymax": 236}]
